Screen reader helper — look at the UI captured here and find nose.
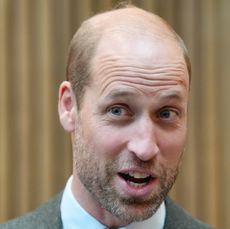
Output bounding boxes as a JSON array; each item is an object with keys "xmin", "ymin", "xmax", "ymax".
[{"xmin": 127, "ymin": 119, "xmax": 160, "ymax": 161}]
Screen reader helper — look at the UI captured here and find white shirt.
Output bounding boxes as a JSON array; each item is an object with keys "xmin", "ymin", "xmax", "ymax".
[{"xmin": 61, "ymin": 176, "xmax": 166, "ymax": 229}]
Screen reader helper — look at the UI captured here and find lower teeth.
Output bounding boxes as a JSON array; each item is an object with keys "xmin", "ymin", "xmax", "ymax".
[{"xmin": 128, "ymin": 181, "xmax": 147, "ymax": 187}]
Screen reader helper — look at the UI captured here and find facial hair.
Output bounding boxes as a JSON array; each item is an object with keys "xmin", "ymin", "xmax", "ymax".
[{"xmin": 73, "ymin": 125, "xmax": 180, "ymax": 224}]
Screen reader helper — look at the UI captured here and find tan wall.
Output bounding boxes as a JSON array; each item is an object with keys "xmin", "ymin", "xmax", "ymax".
[{"xmin": 0, "ymin": 0, "xmax": 229, "ymax": 228}]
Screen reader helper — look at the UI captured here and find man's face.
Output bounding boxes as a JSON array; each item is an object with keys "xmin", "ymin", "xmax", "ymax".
[{"xmin": 72, "ymin": 34, "xmax": 189, "ymax": 224}]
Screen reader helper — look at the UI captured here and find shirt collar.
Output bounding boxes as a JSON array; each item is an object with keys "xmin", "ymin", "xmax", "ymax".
[{"xmin": 61, "ymin": 176, "xmax": 166, "ymax": 229}]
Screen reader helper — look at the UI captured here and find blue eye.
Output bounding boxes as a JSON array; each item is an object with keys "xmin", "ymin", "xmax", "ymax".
[
  {"xmin": 110, "ymin": 107, "xmax": 123, "ymax": 116},
  {"xmin": 107, "ymin": 105, "xmax": 133, "ymax": 120}
]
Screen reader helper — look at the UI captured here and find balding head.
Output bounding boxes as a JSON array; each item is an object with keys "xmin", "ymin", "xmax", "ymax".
[
  {"xmin": 61, "ymin": 4, "xmax": 190, "ymax": 227},
  {"xmin": 66, "ymin": 4, "xmax": 190, "ymax": 108}
]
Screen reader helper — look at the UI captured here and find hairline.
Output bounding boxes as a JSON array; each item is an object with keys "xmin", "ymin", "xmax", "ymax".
[{"xmin": 66, "ymin": 5, "xmax": 191, "ymax": 109}]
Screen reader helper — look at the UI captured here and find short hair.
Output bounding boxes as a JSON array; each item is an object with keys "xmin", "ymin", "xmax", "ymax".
[
  {"xmin": 66, "ymin": 20, "xmax": 101, "ymax": 108},
  {"xmin": 66, "ymin": 3, "xmax": 191, "ymax": 108}
]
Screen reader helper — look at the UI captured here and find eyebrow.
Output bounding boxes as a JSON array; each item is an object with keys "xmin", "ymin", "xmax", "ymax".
[
  {"xmin": 155, "ymin": 90, "xmax": 185, "ymax": 102},
  {"xmin": 103, "ymin": 89, "xmax": 138, "ymax": 100},
  {"xmin": 104, "ymin": 88, "xmax": 184, "ymax": 101}
]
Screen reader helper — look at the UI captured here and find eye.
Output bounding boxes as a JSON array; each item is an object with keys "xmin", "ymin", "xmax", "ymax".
[
  {"xmin": 158, "ymin": 108, "xmax": 178, "ymax": 121},
  {"xmin": 159, "ymin": 110, "xmax": 171, "ymax": 119},
  {"xmin": 110, "ymin": 106, "xmax": 124, "ymax": 116},
  {"xmin": 107, "ymin": 105, "xmax": 132, "ymax": 119}
]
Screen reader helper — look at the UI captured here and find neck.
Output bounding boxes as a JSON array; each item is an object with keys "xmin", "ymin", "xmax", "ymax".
[{"xmin": 71, "ymin": 174, "xmax": 129, "ymax": 228}]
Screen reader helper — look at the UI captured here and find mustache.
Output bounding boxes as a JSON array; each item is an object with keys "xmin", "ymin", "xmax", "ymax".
[{"xmin": 108, "ymin": 156, "xmax": 165, "ymax": 175}]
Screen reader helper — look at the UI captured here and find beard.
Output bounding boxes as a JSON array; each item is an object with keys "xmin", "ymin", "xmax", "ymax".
[{"xmin": 73, "ymin": 126, "xmax": 180, "ymax": 225}]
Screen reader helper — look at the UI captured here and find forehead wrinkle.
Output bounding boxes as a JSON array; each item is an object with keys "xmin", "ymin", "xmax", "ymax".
[
  {"xmin": 95, "ymin": 60, "xmax": 187, "ymax": 76},
  {"xmin": 92, "ymin": 55, "xmax": 187, "ymax": 78},
  {"xmin": 99, "ymin": 77, "xmax": 185, "ymax": 97},
  {"xmin": 94, "ymin": 55, "xmax": 186, "ymax": 69},
  {"xmin": 97, "ymin": 64, "xmax": 187, "ymax": 80},
  {"xmin": 93, "ymin": 62, "xmax": 188, "ymax": 95}
]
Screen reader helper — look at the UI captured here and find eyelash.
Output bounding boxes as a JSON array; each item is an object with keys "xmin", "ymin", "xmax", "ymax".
[
  {"xmin": 106, "ymin": 104, "xmax": 180, "ymax": 125},
  {"xmin": 107, "ymin": 105, "xmax": 131, "ymax": 117},
  {"xmin": 157, "ymin": 107, "xmax": 180, "ymax": 121}
]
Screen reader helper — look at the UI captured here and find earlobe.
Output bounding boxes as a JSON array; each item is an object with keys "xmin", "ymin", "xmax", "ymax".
[{"xmin": 58, "ymin": 81, "xmax": 77, "ymax": 132}]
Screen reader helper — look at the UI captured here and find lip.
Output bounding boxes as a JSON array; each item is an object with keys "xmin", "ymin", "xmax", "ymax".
[
  {"xmin": 115, "ymin": 169, "xmax": 159, "ymax": 198},
  {"xmin": 119, "ymin": 168, "xmax": 157, "ymax": 178}
]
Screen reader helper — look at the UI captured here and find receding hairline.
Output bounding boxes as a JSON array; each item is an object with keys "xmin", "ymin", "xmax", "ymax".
[
  {"xmin": 66, "ymin": 5, "xmax": 191, "ymax": 108},
  {"xmin": 80, "ymin": 6, "xmax": 191, "ymax": 77},
  {"xmin": 86, "ymin": 7, "xmax": 179, "ymax": 40}
]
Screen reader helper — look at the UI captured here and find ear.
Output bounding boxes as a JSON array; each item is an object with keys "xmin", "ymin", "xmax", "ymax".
[{"xmin": 58, "ymin": 81, "xmax": 77, "ymax": 132}]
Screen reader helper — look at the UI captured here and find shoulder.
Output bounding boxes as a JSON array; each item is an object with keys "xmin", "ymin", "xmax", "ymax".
[
  {"xmin": 0, "ymin": 193, "xmax": 63, "ymax": 229},
  {"xmin": 164, "ymin": 197, "xmax": 214, "ymax": 229}
]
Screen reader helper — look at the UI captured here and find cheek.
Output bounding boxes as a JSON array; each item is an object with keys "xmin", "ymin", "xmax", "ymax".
[
  {"xmin": 158, "ymin": 128, "xmax": 187, "ymax": 162},
  {"xmin": 86, "ymin": 125, "xmax": 128, "ymax": 158}
]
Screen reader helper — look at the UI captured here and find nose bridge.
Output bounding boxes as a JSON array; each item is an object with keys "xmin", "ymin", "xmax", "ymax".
[
  {"xmin": 127, "ymin": 116, "xmax": 159, "ymax": 161},
  {"xmin": 137, "ymin": 116, "xmax": 154, "ymax": 140}
]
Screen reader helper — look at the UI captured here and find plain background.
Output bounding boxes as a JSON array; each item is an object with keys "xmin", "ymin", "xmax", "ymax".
[{"xmin": 0, "ymin": 1, "xmax": 229, "ymax": 228}]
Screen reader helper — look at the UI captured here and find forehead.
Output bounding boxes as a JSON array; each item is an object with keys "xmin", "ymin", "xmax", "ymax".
[
  {"xmin": 89, "ymin": 33, "xmax": 189, "ymax": 94},
  {"xmin": 95, "ymin": 25, "xmax": 184, "ymax": 59}
]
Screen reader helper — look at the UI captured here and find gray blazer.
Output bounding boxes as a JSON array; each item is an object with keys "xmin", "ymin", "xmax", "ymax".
[{"xmin": 0, "ymin": 193, "xmax": 213, "ymax": 229}]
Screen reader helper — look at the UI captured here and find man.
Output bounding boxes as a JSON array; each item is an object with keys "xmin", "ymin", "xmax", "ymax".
[{"xmin": 0, "ymin": 3, "xmax": 213, "ymax": 229}]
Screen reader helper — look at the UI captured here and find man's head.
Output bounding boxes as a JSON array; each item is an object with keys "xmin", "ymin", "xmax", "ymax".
[
  {"xmin": 58, "ymin": 4, "xmax": 190, "ymax": 228},
  {"xmin": 65, "ymin": 4, "xmax": 190, "ymax": 108}
]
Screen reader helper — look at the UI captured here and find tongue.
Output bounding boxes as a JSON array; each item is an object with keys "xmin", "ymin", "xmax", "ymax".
[{"xmin": 119, "ymin": 173, "xmax": 151, "ymax": 184}]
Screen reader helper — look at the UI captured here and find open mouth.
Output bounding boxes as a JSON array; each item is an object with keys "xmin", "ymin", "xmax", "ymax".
[{"xmin": 118, "ymin": 171, "xmax": 153, "ymax": 187}]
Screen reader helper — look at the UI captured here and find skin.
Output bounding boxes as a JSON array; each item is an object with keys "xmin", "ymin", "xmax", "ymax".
[{"xmin": 58, "ymin": 8, "xmax": 189, "ymax": 229}]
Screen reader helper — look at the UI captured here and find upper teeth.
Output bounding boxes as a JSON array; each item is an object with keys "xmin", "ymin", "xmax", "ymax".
[{"xmin": 127, "ymin": 172, "xmax": 150, "ymax": 179}]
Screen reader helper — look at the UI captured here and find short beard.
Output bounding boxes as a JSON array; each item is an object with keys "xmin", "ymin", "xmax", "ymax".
[
  {"xmin": 73, "ymin": 128, "xmax": 180, "ymax": 224},
  {"xmin": 96, "ymin": 163, "xmax": 178, "ymax": 223}
]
